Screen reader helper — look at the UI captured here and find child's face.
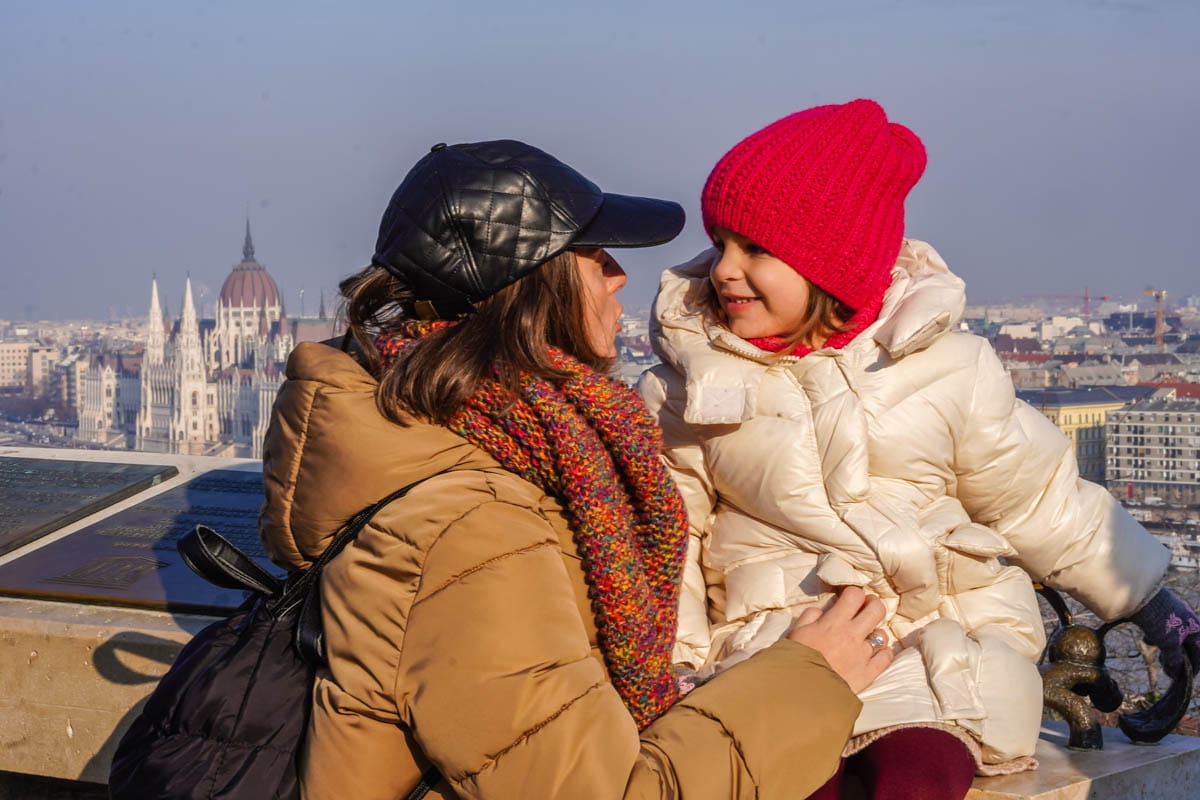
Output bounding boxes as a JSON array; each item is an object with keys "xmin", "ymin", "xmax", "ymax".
[{"xmin": 709, "ymin": 227, "xmax": 812, "ymax": 340}]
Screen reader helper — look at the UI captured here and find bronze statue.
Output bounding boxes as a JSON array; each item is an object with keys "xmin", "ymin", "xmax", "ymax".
[
  {"xmin": 1039, "ymin": 585, "xmax": 1122, "ymax": 749},
  {"xmin": 1038, "ymin": 585, "xmax": 1194, "ymax": 750}
]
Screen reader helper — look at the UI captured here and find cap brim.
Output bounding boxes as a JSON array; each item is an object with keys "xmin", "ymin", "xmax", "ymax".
[{"xmin": 571, "ymin": 193, "xmax": 685, "ymax": 249}]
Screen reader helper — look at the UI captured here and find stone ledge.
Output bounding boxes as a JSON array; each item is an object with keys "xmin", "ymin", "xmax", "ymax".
[
  {"xmin": 0, "ymin": 597, "xmax": 218, "ymax": 783},
  {"xmin": 969, "ymin": 721, "xmax": 1200, "ymax": 799}
]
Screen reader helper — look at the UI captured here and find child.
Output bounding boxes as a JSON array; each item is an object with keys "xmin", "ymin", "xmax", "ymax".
[{"xmin": 640, "ymin": 99, "xmax": 1200, "ymax": 799}]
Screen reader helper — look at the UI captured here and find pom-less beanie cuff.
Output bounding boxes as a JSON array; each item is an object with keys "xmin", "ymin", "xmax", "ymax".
[{"xmin": 701, "ymin": 99, "xmax": 927, "ymax": 314}]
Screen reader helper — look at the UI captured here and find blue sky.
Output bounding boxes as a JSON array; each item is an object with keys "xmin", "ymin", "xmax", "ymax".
[{"xmin": 2, "ymin": 0, "xmax": 1198, "ymax": 320}]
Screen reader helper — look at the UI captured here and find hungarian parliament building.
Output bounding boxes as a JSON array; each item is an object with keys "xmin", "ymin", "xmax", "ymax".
[{"xmin": 76, "ymin": 223, "xmax": 336, "ymax": 458}]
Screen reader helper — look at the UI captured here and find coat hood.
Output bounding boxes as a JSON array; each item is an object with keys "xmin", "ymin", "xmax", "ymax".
[
  {"xmin": 649, "ymin": 239, "xmax": 965, "ymax": 425},
  {"xmin": 258, "ymin": 341, "xmax": 499, "ymax": 570}
]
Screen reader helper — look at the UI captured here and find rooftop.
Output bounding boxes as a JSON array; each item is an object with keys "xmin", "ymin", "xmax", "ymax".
[
  {"xmin": 1113, "ymin": 397, "xmax": 1200, "ymax": 414},
  {"xmin": 1017, "ymin": 385, "xmax": 1156, "ymax": 408}
]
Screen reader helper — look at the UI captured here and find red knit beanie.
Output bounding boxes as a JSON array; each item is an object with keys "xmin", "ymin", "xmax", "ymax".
[{"xmin": 701, "ymin": 99, "xmax": 926, "ymax": 345}]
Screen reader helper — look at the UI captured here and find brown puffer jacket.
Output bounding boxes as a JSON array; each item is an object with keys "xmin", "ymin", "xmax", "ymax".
[{"xmin": 258, "ymin": 341, "xmax": 862, "ymax": 800}]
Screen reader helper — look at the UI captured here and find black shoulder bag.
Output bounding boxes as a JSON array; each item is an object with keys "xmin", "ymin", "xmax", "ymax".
[{"xmin": 109, "ymin": 482, "xmax": 442, "ymax": 800}]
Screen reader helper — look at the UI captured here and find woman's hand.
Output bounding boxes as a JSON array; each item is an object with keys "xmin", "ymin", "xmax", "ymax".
[{"xmin": 786, "ymin": 587, "xmax": 893, "ymax": 693}]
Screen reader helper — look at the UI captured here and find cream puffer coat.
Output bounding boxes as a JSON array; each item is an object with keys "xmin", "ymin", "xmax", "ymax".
[{"xmin": 639, "ymin": 241, "xmax": 1170, "ymax": 774}]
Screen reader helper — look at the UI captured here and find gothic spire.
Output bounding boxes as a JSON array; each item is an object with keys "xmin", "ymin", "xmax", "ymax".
[
  {"xmin": 149, "ymin": 277, "xmax": 163, "ymax": 323},
  {"xmin": 178, "ymin": 276, "xmax": 204, "ymax": 378},
  {"xmin": 181, "ymin": 276, "xmax": 198, "ymax": 329},
  {"xmin": 146, "ymin": 277, "xmax": 166, "ymax": 367},
  {"xmin": 243, "ymin": 217, "xmax": 255, "ymax": 262}
]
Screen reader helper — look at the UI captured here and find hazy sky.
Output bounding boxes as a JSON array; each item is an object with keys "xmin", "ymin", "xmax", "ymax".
[{"xmin": 2, "ymin": 0, "xmax": 1198, "ymax": 321}]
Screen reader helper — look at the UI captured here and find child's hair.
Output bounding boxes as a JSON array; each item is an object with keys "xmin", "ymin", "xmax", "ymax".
[{"xmin": 703, "ymin": 277, "xmax": 855, "ymax": 352}]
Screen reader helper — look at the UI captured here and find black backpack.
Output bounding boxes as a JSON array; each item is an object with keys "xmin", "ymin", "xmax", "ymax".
[{"xmin": 109, "ymin": 483, "xmax": 442, "ymax": 800}]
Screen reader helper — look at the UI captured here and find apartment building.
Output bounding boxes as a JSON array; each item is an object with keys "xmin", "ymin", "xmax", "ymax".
[
  {"xmin": 0, "ymin": 340, "xmax": 64, "ymax": 397},
  {"xmin": 0, "ymin": 341, "xmax": 34, "ymax": 393},
  {"xmin": 26, "ymin": 345, "xmax": 61, "ymax": 397},
  {"xmin": 1106, "ymin": 398, "xmax": 1200, "ymax": 505},
  {"xmin": 1018, "ymin": 387, "xmax": 1155, "ymax": 482}
]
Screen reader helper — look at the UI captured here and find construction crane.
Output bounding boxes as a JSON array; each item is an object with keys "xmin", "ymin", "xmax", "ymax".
[{"xmin": 1144, "ymin": 287, "xmax": 1168, "ymax": 351}]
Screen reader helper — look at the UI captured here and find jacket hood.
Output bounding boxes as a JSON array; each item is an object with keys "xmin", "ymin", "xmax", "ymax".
[
  {"xmin": 258, "ymin": 341, "xmax": 499, "ymax": 570},
  {"xmin": 649, "ymin": 239, "xmax": 965, "ymax": 425}
]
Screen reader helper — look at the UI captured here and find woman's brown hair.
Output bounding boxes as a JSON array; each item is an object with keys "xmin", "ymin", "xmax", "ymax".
[{"xmin": 340, "ymin": 250, "xmax": 610, "ymax": 425}]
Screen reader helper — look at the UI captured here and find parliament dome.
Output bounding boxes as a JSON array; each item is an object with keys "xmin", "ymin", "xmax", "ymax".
[{"xmin": 219, "ymin": 220, "xmax": 281, "ymax": 309}]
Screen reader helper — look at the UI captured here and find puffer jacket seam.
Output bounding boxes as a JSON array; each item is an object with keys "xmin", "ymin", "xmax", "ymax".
[
  {"xmin": 281, "ymin": 381, "xmax": 320, "ymax": 542},
  {"xmin": 883, "ymin": 373, "xmax": 955, "ymax": 437},
  {"xmin": 833, "ymin": 354, "xmax": 866, "ymax": 408},
  {"xmin": 392, "ymin": 499, "xmax": 561, "ymax": 716},
  {"xmin": 960, "ymin": 340, "xmax": 986, "ymax": 468},
  {"xmin": 457, "ymin": 679, "xmax": 608, "ymax": 782},
  {"xmin": 415, "ymin": 540, "xmax": 555, "ymax": 607},
  {"xmin": 481, "ymin": 470, "xmax": 554, "ymax": 519},
  {"xmin": 954, "ymin": 342, "xmax": 1019, "ymax": 505},
  {"xmin": 675, "ymin": 703, "xmax": 759, "ymax": 795},
  {"xmin": 312, "ymin": 497, "xmax": 523, "ymax": 728}
]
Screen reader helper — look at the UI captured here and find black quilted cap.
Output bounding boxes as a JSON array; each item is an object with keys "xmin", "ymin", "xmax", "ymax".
[{"xmin": 371, "ymin": 140, "xmax": 684, "ymax": 315}]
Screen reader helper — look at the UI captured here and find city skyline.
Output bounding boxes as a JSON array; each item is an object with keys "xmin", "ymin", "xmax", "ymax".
[
  {"xmin": 3, "ymin": 1, "xmax": 1200, "ymax": 319},
  {"xmin": 2, "ymin": 212, "xmax": 1198, "ymax": 325}
]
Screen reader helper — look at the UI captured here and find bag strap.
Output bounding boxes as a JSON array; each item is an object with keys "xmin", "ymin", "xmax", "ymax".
[
  {"xmin": 405, "ymin": 765, "xmax": 442, "ymax": 800},
  {"xmin": 178, "ymin": 476, "xmax": 446, "ymax": 797},
  {"xmin": 179, "ymin": 525, "xmax": 284, "ymax": 596},
  {"xmin": 294, "ymin": 480, "xmax": 447, "ymax": 797},
  {"xmin": 299, "ymin": 482, "xmax": 447, "ymax": 799},
  {"xmin": 291, "ymin": 479, "xmax": 430, "ymax": 664}
]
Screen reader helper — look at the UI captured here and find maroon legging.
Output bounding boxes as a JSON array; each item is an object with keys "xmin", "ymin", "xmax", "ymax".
[{"xmin": 805, "ymin": 727, "xmax": 976, "ymax": 800}]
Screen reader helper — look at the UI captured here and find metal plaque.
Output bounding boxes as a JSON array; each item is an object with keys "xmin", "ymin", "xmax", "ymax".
[
  {"xmin": 0, "ymin": 457, "xmax": 178, "ymax": 556},
  {"xmin": 0, "ymin": 469, "xmax": 283, "ymax": 613}
]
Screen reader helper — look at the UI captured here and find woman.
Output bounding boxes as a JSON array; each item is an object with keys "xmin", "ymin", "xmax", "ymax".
[{"xmin": 257, "ymin": 139, "xmax": 893, "ymax": 799}]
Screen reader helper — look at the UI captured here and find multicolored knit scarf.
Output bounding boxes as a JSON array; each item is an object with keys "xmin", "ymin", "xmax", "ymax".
[{"xmin": 376, "ymin": 321, "xmax": 689, "ymax": 730}]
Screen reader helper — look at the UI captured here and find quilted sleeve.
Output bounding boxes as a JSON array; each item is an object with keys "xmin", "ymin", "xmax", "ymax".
[
  {"xmin": 640, "ymin": 365, "xmax": 718, "ymax": 668},
  {"xmin": 954, "ymin": 341, "xmax": 1169, "ymax": 620},
  {"xmin": 397, "ymin": 501, "xmax": 860, "ymax": 799}
]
